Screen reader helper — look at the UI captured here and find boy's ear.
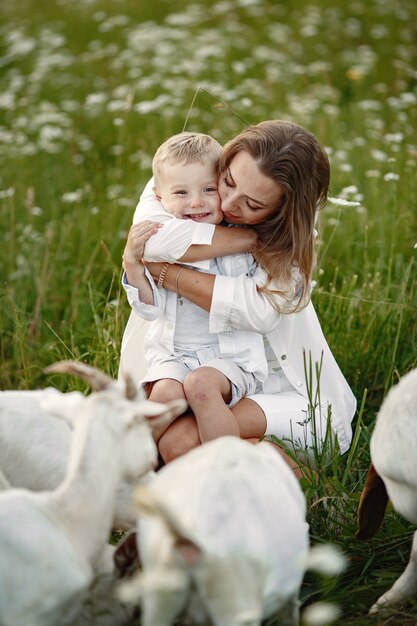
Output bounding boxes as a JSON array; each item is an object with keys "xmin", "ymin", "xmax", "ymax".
[{"xmin": 152, "ymin": 186, "xmax": 161, "ymax": 200}]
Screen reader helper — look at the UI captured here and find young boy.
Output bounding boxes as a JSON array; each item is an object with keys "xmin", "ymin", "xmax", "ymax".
[{"xmin": 122, "ymin": 132, "xmax": 268, "ymax": 444}]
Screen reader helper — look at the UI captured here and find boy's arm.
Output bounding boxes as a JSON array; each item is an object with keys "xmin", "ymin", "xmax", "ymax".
[{"xmin": 122, "ymin": 221, "xmax": 159, "ymax": 304}]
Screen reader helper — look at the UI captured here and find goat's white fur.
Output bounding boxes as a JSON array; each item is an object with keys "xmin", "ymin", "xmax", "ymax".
[
  {"xmin": 0, "ymin": 362, "xmax": 185, "ymax": 626},
  {"xmin": 1, "ymin": 387, "xmax": 144, "ymax": 529},
  {"xmin": 120, "ymin": 436, "xmax": 309, "ymax": 626},
  {"xmin": 369, "ymin": 368, "xmax": 417, "ymax": 612}
]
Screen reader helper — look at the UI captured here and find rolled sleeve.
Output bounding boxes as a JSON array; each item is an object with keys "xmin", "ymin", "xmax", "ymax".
[
  {"xmin": 122, "ymin": 270, "xmax": 164, "ymax": 321},
  {"xmin": 142, "ymin": 220, "xmax": 215, "ymax": 268},
  {"xmin": 209, "ymin": 272, "xmax": 281, "ymax": 334}
]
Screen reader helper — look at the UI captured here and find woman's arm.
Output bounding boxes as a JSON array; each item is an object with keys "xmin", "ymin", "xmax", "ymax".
[
  {"xmin": 147, "ymin": 263, "xmax": 215, "ymax": 312},
  {"xmin": 146, "ymin": 262, "xmax": 285, "ymax": 334}
]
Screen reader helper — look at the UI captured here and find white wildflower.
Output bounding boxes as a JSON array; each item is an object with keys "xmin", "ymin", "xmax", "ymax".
[
  {"xmin": 339, "ymin": 185, "xmax": 358, "ymax": 196},
  {"xmin": 339, "ymin": 163, "xmax": 352, "ymax": 172},
  {"xmin": 371, "ymin": 149, "xmax": 388, "ymax": 162},
  {"xmin": 0, "ymin": 93, "xmax": 15, "ymax": 110},
  {"xmin": 85, "ymin": 93, "xmax": 107, "ymax": 107},
  {"xmin": 0, "ymin": 188, "xmax": 15, "ymax": 199},
  {"xmin": 306, "ymin": 544, "xmax": 347, "ymax": 576},
  {"xmin": 327, "ymin": 197, "xmax": 360, "ymax": 207},
  {"xmin": 62, "ymin": 190, "xmax": 83, "ymax": 203},
  {"xmin": 30, "ymin": 206, "xmax": 43, "ymax": 216},
  {"xmin": 414, "ymin": 243, "xmax": 417, "ymax": 249},
  {"xmin": 383, "ymin": 172, "xmax": 400, "ymax": 181},
  {"xmin": 107, "ymin": 184, "xmax": 124, "ymax": 199},
  {"xmin": 365, "ymin": 170, "xmax": 381, "ymax": 178},
  {"xmin": 303, "ymin": 601, "xmax": 341, "ymax": 626},
  {"xmin": 384, "ymin": 132, "xmax": 404, "ymax": 144}
]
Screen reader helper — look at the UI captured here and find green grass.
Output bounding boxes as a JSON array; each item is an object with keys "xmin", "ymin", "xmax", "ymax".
[{"xmin": 1, "ymin": 0, "xmax": 417, "ymax": 623}]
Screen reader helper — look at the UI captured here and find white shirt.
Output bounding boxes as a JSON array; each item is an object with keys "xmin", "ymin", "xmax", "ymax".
[{"xmin": 209, "ymin": 269, "xmax": 357, "ymax": 453}]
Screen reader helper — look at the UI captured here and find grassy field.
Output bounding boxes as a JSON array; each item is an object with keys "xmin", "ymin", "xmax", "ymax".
[{"xmin": 0, "ymin": 0, "xmax": 416, "ymax": 623}]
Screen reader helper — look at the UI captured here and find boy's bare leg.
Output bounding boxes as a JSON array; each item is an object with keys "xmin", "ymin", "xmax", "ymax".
[
  {"xmin": 183, "ymin": 366, "xmax": 239, "ymax": 442},
  {"xmin": 148, "ymin": 378, "xmax": 187, "ymax": 442}
]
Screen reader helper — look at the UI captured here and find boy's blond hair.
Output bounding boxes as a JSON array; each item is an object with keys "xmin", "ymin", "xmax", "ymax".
[{"xmin": 152, "ymin": 131, "xmax": 222, "ymax": 184}]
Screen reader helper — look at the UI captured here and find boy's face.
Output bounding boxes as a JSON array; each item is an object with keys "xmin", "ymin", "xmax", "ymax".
[{"xmin": 154, "ymin": 161, "xmax": 223, "ymax": 224}]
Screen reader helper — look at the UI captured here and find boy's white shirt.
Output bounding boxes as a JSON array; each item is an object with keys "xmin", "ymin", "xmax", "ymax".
[{"xmin": 120, "ymin": 179, "xmax": 357, "ymax": 454}]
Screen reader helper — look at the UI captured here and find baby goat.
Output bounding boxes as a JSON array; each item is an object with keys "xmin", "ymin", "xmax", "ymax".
[
  {"xmin": 357, "ymin": 368, "xmax": 417, "ymax": 613},
  {"xmin": 120, "ymin": 436, "xmax": 309, "ymax": 626},
  {"xmin": 0, "ymin": 360, "xmax": 185, "ymax": 626},
  {"xmin": 0, "ymin": 387, "xmax": 139, "ymax": 529}
]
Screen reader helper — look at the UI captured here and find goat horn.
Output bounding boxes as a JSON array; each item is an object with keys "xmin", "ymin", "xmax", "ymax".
[
  {"xmin": 123, "ymin": 372, "xmax": 138, "ymax": 400},
  {"xmin": 44, "ymin": 360, "xmax": 113, "ymax": 391}
]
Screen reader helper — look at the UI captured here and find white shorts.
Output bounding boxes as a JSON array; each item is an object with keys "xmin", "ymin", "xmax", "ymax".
[
  {"xmin": 142, "ymin": 346, "xmax": 260, "ymax": 407},
  {"xmin": 248, "ymin": 369, "xmax": 336, "ymax": 460}
]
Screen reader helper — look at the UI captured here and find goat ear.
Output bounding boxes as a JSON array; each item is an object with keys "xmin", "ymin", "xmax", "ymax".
[
  {"xmin": 145, "ymin": 398, "xmax": 187, "ymax": 430},
  {"xmin": 44, "ymin": 360, "xmax": 113, "ymax": 392},
  {"xmin": 356, "ymin": 463, "xmax": 389, "ymax": 540}
]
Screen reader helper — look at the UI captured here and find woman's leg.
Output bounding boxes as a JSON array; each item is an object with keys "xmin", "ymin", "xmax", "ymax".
[
  {"xmin": 158, "ymin": 391, "xmax": 328, "ymax": 478},
  {"xmin": 230, "ymin": 397, "xmax": 304, "ymax": 479},
  {"xmin": 157, "ymin": 413, "xmax": 201, "ymax": 463},
  {"xmin": 147, "ymin": 378, "xmax": 187, "ymax": 442}
]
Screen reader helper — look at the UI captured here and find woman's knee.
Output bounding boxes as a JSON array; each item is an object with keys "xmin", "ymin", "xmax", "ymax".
[{"xmin": 157, "ymin": 417, "xmax": 200, "ymax": 463}]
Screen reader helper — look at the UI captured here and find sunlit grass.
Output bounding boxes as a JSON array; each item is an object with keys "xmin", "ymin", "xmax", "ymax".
[{"xmin": 1, "ymin": 0, "xmax": 416, "ymax": 623}]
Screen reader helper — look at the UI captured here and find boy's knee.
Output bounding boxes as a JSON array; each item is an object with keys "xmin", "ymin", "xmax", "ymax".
[
  {"xmin": 149, "ymin": 379, "xmax": 184, "ymax": 404},
  {"xmin": 183, "ymin": 369, "xmax": 212, "ymax": 404}
]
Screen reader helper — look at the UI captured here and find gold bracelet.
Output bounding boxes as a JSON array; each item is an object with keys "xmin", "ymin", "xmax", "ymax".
[
  {"xmin": 157, "ymin": 262, "xmax": 171, "ymax": 288},
  {"xmin": 175, "ymin": 266, "xmax": 185, "ymax": 297}
]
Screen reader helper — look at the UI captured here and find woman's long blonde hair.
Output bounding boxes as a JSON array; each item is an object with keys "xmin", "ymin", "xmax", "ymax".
[{"xmin": 219, "ymin": 120, "xmax": 330, "ymax": 312}]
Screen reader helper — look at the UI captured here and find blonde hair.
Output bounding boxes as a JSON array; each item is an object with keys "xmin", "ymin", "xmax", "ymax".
[
  {"xmin": 219, "ymin": 120, "xmax": 330, "ymax": 312},
  {"xmin": 152, "ymin": 132, "xmax": 222, "ymax": 185}
]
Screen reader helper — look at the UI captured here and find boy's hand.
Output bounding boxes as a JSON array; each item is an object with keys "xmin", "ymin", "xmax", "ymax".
[{"xmin": 123, "ymin": 221, "xmax": 161, "ymax": 269}]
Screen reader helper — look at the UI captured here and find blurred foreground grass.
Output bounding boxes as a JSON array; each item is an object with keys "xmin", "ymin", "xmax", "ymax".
[{"xmin": 1, "ymin": 0, "xmax": 417, "ymax": 623}]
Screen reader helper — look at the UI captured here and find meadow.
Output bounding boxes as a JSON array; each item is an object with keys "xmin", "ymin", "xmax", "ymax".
[{"xmin": 0, "ymin": 0, "xmax": 416, "ymax": 623}]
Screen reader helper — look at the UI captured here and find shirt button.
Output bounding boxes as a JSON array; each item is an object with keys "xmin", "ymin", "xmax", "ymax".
[
  {"xmin": 281, "ymin": 354, "xmax": 287, "ymax": 360},
  {"xmin": 320, "ymin": 401, "xmax": 325, "ymax": 408},
  {"xmin": 296, "ymin": 380, "xmax": 303, "ymax": 387}
]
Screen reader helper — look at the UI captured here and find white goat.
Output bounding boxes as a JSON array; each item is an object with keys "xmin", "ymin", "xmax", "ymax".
[
  {"xmin": 0, "ymin": 387, "xmax": 140, "ymax": 529},
  {"xmin": 357, "ymin": 368, "xmax": 417, "ymax": 613},
  {"xmin": 0, "ymin": 360, "xmax": 185, "ymax": 626},
  {"xmin": 120, "ymin": 436, "xmax": 309, "ymax": 626}
]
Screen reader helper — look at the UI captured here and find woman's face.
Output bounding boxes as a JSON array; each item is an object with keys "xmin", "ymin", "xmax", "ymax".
[{"xmin": 218, "ymin": 151, "xmax": 283, "ymax": 225}]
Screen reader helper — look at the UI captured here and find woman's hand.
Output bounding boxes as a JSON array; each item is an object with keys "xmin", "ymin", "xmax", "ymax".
[{"xmin": 122, "ymin": 221, "xmax": 161, "ymax": 269}]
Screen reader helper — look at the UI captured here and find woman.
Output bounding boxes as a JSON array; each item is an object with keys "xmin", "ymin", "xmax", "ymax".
[{"xmin": 120, "ymin": 120, "xmax": 356, "ymax": 473}]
